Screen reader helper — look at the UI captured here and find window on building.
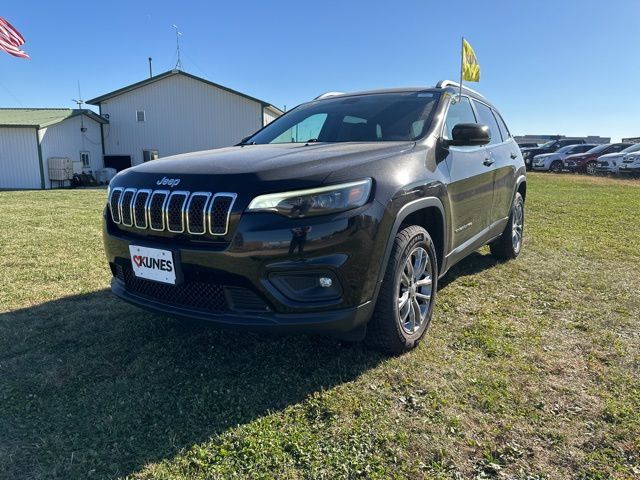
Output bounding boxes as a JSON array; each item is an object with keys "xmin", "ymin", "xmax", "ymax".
[
  {"xmin": 143, "ymin": 149, "xmax": 159, "ymax": 162},
  {"xmin": 80, "ymin": 151, "xmax": 90, "ymax": 168},
  {"xmin": 472, "ymin": 100, "xmax": 503, "ymax": 145},
  {"xmin": 136, "ymin": 110, "xmax": 146, "ymax": 122}
]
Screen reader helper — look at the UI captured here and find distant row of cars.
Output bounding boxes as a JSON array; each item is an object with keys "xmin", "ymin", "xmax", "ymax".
[{"xmin": 520, "ymin": 140, "xmax": 640, "ymax": 176}]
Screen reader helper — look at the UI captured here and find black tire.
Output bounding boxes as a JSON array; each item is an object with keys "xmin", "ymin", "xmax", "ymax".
[
  {"xmin": 490, "ymin": 192, "xmax": 524, "ymax": 261},
  {"xmin": 365, "ymin": 225, "xmax": 438, "ymax": 354},
  {"xmin": 550, "ymin": 160, "xmax": 563, "ymax": 173}
]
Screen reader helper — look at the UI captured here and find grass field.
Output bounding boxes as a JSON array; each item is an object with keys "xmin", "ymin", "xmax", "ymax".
[{"xmin": 1, "ymin": 173, "xmax": 639, "ymax": 479}]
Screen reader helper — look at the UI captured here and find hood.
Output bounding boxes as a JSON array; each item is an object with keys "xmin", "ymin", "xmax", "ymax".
[
  {"xmin": 534, "ymin": 153, "xmax": 556, "ymax": 159},
  {"xmin": 564, "ymin": 153, "xmax": 590, "ymax": 161},
  {"xmin": 599, "ymin": 152, "xmax": 623, "ymax": 160},
  {"xmin": 112, "ymin": 141, "xmax": 415, "ymax": 197}
]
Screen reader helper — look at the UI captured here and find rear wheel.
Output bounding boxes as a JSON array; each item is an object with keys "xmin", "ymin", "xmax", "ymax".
[
  {"xmin": 365, "ymin": 225, "xmax": 438, "ymax": 354},
  {"xmin": 550, "ymin": 160, "xmax": 563, "ymax": 173},
  {"xmin": 490, "ymin": 192, "xmax": 524, "ymax": 261}
]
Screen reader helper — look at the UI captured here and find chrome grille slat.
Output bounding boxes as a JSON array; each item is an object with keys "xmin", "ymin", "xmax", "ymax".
[
  {"xmin": 109, "ymin": 188, "xmax": 124, "ymax": 224},
  {"xmin": 186, "ymin": 192, "xmax": 212, "ymax": 235},
  {"xmin": 119, "ymin": 188, "xmax": 136, "ymax": 227},
  {"xmin": 108, "ymin": 188, "xmax": 236, "ymax": 236},
  {"xmin": 166, "ymin": 191, "xmax": 189, "ymax": 233},
  {"xmin": 149, "ymin": 191, "xmax": 169, "ymax": 231},
  {"xmin": 208, "ymin": 193, "xmax": 237, "ymax": 236},
  {"xmin": 133, "ymin": 190, "xmax": 152, "ymax": 229}
]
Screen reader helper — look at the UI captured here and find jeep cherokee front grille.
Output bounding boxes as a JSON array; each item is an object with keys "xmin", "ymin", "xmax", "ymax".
[{"xmin": 108, "ymin": 187, "xmax": 236, "ymax": 236}]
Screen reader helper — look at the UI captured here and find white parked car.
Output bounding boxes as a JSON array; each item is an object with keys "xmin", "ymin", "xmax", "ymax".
[
  {"xmin": 618, "ymin": 151, "xmax": 640, "ymax": 176},
  {"xmin": 532, "ymin": 144, "xmax": 597, "ymax": 173},
  {"xmin": 596, "ymin": 143, "xmax": 640, "ymax": 174}
]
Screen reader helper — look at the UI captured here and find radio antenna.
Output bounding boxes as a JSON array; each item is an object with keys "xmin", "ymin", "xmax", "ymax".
[
  {"xmin": 172, "ymin": 25, "xmax": 183, "ymax": 70},
  {"xmin": 71, "ymin": 80, "xmax": 84, "ymax": 109}
]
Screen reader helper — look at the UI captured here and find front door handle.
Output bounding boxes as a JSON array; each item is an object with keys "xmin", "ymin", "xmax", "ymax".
[
  {"xmin": 483, "ymin": 158, "xmax": 495, "ymax": 167},
  {"xmin": 510, "ymin": 152, "xmax": 518, "ymax": 159}
]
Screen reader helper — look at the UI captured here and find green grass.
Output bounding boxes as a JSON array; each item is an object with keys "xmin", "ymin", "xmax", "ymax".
[{"xmin": 1, "ymin": 173, "xmax": 639, "ymax": 479}]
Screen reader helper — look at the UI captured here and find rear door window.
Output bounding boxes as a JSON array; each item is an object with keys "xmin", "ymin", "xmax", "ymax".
[
  {"xmin": 493, "ymin": 110, "xmax": 511, "ymax": 140},
  {"xmin": 472, "ymin": 100, "xmax": 504, "ymax": 145}
]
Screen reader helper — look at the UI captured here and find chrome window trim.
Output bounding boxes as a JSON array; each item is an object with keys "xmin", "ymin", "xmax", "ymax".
[
  {"xmin": 133, "ymin": 189, "xmax": 152, "ymax": 229},
  {"xmin": 119, "ymin": 188, "xmax": 137, "ymax": 227},
  {"xmin": 165, "ymin": 191, "xmax": 190, "ymax": 233},
  {"xmin": 148, "ymin": 190, "xmax": 170, "ymax": 231},
  {"xmin": 186, "ymin": 192, "xmax": 212, "ymax": 235},
  {"xmin": 208, "ymin": 192, "xmax": 237, "ymax": 236},
  {"xmin": 109, "ymin": 187, "xmax": 124, "ymax": 224}
]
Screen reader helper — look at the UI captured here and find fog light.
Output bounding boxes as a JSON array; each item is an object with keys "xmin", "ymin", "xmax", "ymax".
[{"xmin": 268, "ymin": 271, "xmax": 342, "ymax": 302}]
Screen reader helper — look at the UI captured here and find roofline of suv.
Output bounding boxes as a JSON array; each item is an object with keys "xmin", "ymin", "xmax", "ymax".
[{"xmin": 312, "ymin": 80, "xmax": 487, "ymax": 102}]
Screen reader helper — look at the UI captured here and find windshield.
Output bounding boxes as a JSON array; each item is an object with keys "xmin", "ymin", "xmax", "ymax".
[
  {"xmin": 622, "ymin": 143, "xmax": 640, "ymax": 153},
  {"xmin": 586, "ymin": 144, "xmax": 609, "ymax": 154},
  {"xmin": 556, "ymin": 145, "xmax": 574, "ymax": 153},
  {"xmin": 247, "ymin": 92, "xmax": 440, "ymax": 144}
]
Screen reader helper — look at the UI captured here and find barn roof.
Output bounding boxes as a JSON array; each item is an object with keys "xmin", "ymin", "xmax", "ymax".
[
  {"xmin": 0, "ymin": 108, "xmax": 108, "ymax": 128},
  {"xmin": 87, "ymin": 69, "xmax": 284, "ymax": 114}
]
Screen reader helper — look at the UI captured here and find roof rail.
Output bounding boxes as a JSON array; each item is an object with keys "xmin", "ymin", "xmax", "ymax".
[
  {"xmin": 435, "ymin": 80, "xmax": 485, "ymax": 98},
  {"xmin": 314, "ymin": 91, "xmax": 344, "ymax": 100}
]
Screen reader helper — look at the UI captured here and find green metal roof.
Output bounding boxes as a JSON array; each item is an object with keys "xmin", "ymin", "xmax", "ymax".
[{"xmin": 0, "ymin": 108, "xmax": 108, "ymax": 128}]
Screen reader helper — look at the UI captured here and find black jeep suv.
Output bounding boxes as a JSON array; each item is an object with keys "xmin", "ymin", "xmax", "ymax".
[{"xmin": 103, "ymin": 80, "xmax": 526, "ymax": 354}]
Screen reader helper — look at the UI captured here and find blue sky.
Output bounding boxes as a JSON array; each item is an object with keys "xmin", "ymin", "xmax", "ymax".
[{"xmin": 2, "ymin": 0, "xmax": 639, "ymax": 140}]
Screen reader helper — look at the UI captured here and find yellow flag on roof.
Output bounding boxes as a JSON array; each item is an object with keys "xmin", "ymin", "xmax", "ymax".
[{"xmin": 461, "ymin": 38, "xmax": 480, "ymax": 82}]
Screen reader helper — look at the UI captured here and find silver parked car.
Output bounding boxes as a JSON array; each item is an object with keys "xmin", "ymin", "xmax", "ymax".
[
  {"xmin": 532, "ymin": 144, "xmax": 597, "ymax": 172},
  {"xmin": 596, "ymin": 143, "xmax": 640, "ymax": 174}
]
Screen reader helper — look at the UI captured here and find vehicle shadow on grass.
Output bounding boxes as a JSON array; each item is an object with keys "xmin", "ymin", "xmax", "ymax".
[
  {"xmin": 439, "ymin": 250, "xmax": 500, "ymax": 290},
  {"xmin": 0, "ymin": 290, "xmax": 386, "ymax": 479},
  {"xmin": 0, "ymin": 253, "xmax": 496, "ymax": 479}
]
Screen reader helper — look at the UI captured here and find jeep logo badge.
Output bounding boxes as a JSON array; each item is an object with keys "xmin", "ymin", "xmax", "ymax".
[{"xmin": 156, "ymin": 177, "xmax": 181, "ymax": 187}]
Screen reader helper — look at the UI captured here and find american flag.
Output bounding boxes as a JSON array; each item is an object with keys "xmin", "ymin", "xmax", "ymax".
[{"xmin": 0, "ymin": 17, "xmax": 29, "ymax": 59}]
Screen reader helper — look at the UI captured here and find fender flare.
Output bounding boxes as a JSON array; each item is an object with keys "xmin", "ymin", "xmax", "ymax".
[
  {"xmin": 515, "ymin": 174, "xmax": 527, "ymax": 200},
  {"xmin": 371, "ymin": 196, "xmax": 447, "ymax": 304}
]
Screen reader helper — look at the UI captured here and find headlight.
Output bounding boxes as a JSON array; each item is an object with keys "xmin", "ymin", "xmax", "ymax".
[{"xmin": 247, "ymin": 179, "xmax": 372, "ymax": 218}]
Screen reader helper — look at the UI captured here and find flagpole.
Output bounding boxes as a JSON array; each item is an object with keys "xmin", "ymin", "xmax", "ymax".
[{"xmin": 459, "ymin": 36, "xmax": 464, "ymax": 98}]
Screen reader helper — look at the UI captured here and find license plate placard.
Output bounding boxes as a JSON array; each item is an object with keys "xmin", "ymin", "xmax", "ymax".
[{"xmin": 129, "ymin": 245, "xmax": 177, "ymax": 285}]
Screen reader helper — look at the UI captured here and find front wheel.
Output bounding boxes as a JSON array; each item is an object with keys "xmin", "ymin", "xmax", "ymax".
[
  {"xmin": 550, "ymin": 160, "xmax": 563, "ymax": 173},
  {"xmin": 586, "ymin": 161, "xmax": 597, "ymax": 175},
  {"xmin": 365, "ymin": 225, "xmax": 438, "ymax": 354},
  {"xmin": 490, "ymin": 192, "xmax": 524, "ymax": 261}
]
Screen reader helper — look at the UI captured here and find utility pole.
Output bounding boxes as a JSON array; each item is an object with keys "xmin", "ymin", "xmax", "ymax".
[{"xmin": 148, "ymin": 57, "xmax": 153, "ymax": 78}]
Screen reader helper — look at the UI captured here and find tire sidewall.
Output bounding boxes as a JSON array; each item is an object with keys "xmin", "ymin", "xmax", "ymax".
[
  {"xmin": 511, "ymin": 193, "xmax": 524, "ymax": 256},
  {"xmin": 390, "ymin": 229, "xmax": 438, "ymax": 345}
]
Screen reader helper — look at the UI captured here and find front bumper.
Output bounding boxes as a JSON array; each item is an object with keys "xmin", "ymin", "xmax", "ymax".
[
  {"xmin": 564, "ymin": 162, "xmax": 585, "ymax": 172},
  {"xmin": 618, "ymin": 165, "xmax": 640, "ymax": 174},
  {"xmin": 595, "ymin": 164, "xmax": 615, "ymax": 173},
  {"xmin": 111, "ymin": 276, "xmax": 374, "ymax": 335},
  {"xmin": 103, "ymin": 202, "xmax": 386, "ymax": 334},
  {"xmin": 532, "ymin": 162, "xmax": 549, "ymax": 171}
]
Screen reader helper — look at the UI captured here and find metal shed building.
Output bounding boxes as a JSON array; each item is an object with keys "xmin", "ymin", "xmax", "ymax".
[
  {"xmin": 87, "ymin": 70, "xmax": 283, "ymax": 169},
  {"xmin": 0, "ymin": 109, "xmax": 108, "ymax": 189}
]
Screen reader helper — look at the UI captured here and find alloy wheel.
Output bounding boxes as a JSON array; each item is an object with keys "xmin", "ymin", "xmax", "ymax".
[
  {"xmin": 398, "ymin": 246, "xmax": 433, "ymax": 334},
  {"xmin": 512, "ymin": 200, "xmax": 524, "ymax": 253}
]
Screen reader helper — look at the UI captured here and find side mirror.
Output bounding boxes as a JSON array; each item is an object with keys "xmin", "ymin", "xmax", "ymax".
[{"xmin": 447, "ymin": 123, "xmax": 490, "ymax": 147}]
